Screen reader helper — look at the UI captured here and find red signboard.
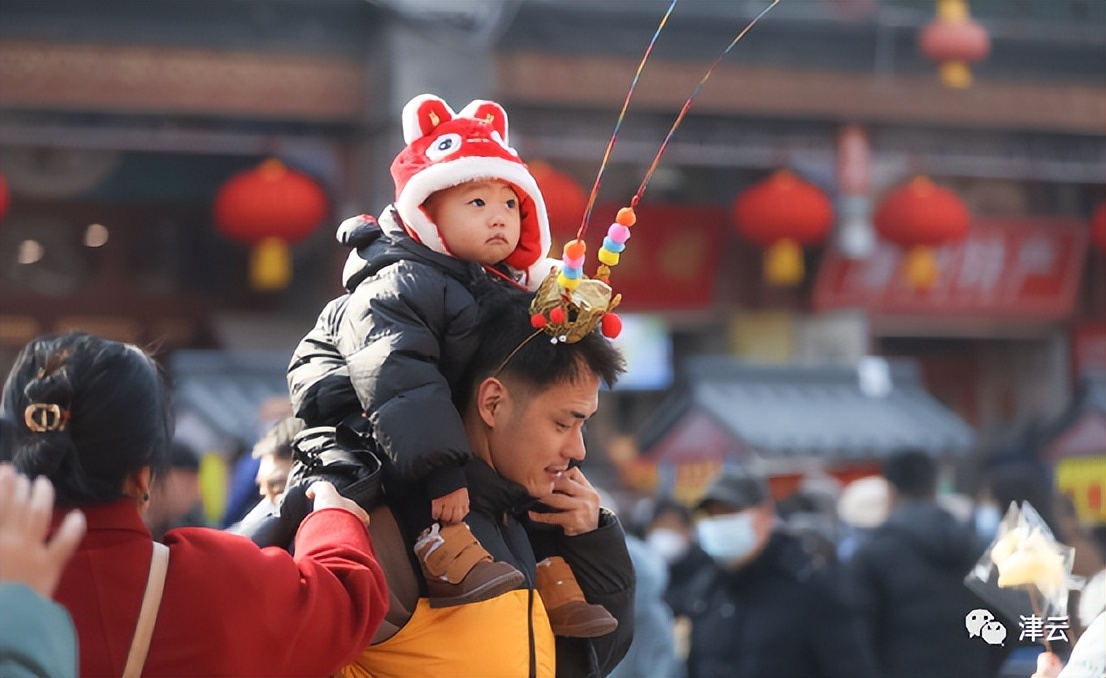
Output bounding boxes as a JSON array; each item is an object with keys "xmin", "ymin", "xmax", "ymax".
[
  {"xmin": 578, "ymin": 203, "xmax": 728, "ymax": 311},
  {"xmin": 813, "ymin": 217, "xmax": 1087, "ymax": 318}
]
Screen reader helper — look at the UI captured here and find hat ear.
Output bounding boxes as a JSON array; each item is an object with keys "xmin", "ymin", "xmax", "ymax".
[
  {"xmin": 402, "ymin": 94, "xmax": 456, "ymax": 144},
  {"xmin": 459, "ymin": 99, "xmax": 510, "ymax": 146}
]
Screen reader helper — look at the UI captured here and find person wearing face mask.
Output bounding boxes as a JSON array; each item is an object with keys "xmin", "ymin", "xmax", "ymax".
[
  {"xmin": 680, "ymin": 467, "xmax": 879, "ymax": 678},
  {"xmin": 645, "ymin": 499, "xmax": 714, "ymax": 618}
]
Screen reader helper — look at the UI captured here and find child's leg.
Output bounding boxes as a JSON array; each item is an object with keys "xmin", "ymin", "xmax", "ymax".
[
  {"xmin": 535, "ymin": 556, "xmax": 619, "ymax": 638},
  {"xmin": 411, "ymin": 484, "xmax": 524, "ymax": 608}
]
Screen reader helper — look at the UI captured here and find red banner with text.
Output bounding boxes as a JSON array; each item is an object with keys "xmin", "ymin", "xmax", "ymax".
[
  {"xmin": 573, "ymin": 203, "xmax": 728, "ymax": 311},
  {"xmin": 814, "ymin": 217, "xmax": 1087, "ymax": 318}
]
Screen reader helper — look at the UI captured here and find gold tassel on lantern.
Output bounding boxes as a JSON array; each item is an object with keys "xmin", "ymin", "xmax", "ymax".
[
  {"xmin": 250, "ymin": 236, "xmax": 292, "ymax": 291},
  {"xmin": 937, "ymin": 0, "xmax": 971, "ymax": 88},
  {"xmin": 903, "ymin": 245, "xmax": 938, "ymax": 290},
  {"xmin": 764, "ymin": 238, "xmax": 804, "ymax": 286}
]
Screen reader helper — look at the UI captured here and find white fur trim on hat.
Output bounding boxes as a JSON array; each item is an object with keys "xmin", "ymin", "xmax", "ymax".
[
  {"xmin": 395, "ymin": 155, "xmax": 548, "ymax": 259},
  {"xmin": 390, "ymin": 94, "xmax": 551, "ymax": 276}
]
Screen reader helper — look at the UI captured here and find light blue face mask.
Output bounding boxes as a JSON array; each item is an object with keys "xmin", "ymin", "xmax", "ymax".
[
  {"xmin": 974, "ymin": 503, "xmax": 1002, "ymax": 541},
  {"xmin": 696, "ymin": 511, "xmax": 758, "ymax": 567}
]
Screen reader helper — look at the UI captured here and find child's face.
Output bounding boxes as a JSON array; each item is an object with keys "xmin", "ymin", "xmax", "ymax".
[{"xmin": 423, "ymin": 180, "xmax": 522, "ymax": 265}]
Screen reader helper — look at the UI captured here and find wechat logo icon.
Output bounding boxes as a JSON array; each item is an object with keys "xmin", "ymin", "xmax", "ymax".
[{"xmin": 966, "ymin": 609, "xmax": 1007, "ymax": 646}]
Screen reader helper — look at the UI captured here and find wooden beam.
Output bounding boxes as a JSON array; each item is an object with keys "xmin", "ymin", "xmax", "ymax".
[
  {"xmin": 0, "ymin": 40, "xmax": 366, "ymax": 122},
  {"xmin": 496, "ymin": 52, "xmax": 1105, "ymax": 135}
]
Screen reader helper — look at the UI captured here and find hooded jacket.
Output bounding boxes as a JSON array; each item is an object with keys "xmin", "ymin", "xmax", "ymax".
[
  {"xmin": 287, "ymin": 208, "xmax": 505, "ymax": 497},
  {"xmin": 846, "ymin": 499, "xmax": 1007, "ymax": 678}
]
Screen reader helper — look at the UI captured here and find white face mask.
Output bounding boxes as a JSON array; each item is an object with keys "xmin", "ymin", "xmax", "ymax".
[
  {"xmin": 696, "ymin": 511, "xmax": 759, "ymax": 567},
  {"xmin": 646, "ymin": 528, "xmax": 690, "ymax": 565}
]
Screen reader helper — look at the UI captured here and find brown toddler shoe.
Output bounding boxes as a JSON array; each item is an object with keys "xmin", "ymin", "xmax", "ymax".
[
  {"xmin": 415, "ymin": 522, "xmax": 525, "ymax": 609},
  {"xmin": 535, "ymin": 556, "xmax": 619, "ymax": 638}
]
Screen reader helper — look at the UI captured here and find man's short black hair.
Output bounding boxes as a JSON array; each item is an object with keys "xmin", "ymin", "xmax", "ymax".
[
  {"xmin": 882, "ymin": 448, "xmax": 938, "ymax": 499},
  {"xmin": 455, "ymin": 285, "xmax": 625, "ymax": 412}
]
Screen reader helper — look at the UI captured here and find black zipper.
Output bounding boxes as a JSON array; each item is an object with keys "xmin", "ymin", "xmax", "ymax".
[{"xmin": 528, "ymin": 586, "xmax": 537, "ymax": 678}]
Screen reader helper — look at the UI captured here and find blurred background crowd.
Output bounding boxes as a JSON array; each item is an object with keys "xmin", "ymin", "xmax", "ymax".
[{"xmin": 0, "ymin": 1, "xmax": 1103, "ymax": 676}]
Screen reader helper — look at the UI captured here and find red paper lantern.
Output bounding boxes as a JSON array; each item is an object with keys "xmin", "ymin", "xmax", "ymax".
[
  {"xmin": 0, "ymin": 173, "xmax": 10, "ymax": 221},
  {"xmin": 1091, "ymin": 202, "xmax": 1106, "ymax": 256},
  {"xmin": 213, "ymin": 159, "xmax": 329, "ymax": 291},
  {"xmin": 875, "ymin": 175, "xmax": 969, "ymax": 289},
  {"xmin": 918, "ymin": 0, "xmax": 990, "ymax": 89},
  {"xmin": 529, "ymin": 161, "xmax": 587, "ymax": 244},
  {"xmin": 732, "ymin": 169, "xmax": 834, "ymax": 285}
]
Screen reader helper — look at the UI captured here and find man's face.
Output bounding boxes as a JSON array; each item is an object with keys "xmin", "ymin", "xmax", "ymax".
[
  {"xmin": 485, "ymin": 370, "xmax": 600, "ymax": 499},
  {"xmin": 423, "ymin": 180, "xmax": 522, "ymax": 265},
  {"xmin": 256, "ymin": 454, "xmax": 292, "ymax": 505}
]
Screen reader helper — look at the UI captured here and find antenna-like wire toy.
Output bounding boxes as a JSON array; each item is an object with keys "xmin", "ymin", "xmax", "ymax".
[
  {"xmin": 531, "ymin": 0, "xmax": 782, "ymax": 342},
  {"xmin": 576, "ymin": 0, "xmax": 680, "ymax": 244}
]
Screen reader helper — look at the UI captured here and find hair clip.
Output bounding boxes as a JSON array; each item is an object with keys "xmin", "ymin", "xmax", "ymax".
[{"xmin": 24, "ymin": 403, "xmax": 70, "ymax": 432}]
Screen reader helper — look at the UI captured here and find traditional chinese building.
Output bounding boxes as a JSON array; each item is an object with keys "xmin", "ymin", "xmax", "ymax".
[{"xmin": 0, "ymin": 0, "xmax": 1102, "ymax": 480}]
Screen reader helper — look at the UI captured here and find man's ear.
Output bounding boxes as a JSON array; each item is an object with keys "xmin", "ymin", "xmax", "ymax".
[{"xmin": 476, "ymin": 377, "xmax": 508, "ymax": 427}]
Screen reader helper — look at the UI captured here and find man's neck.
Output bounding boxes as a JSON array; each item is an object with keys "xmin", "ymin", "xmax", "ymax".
[{"xmin": 461, "ymin": 409, "xmax": 495, "ymax": 471}]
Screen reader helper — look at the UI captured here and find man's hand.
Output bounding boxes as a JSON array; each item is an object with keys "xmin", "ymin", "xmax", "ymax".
[
  {"xmin": 528, "ymin": 467, "xmax": 600, "ymax": 536},
  {"xmin": 431, "ymin": 487, "xmax": 470, "ymax": 525},
  {"xmin": 307, "ymin": 481, "xmax": 371, "ymax": 527},
  {"xmin": 0, "ymin": 464, "xmax": 86, "ymax": 599}
]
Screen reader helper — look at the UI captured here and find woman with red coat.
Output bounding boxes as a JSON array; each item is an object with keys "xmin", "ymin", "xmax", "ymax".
[{"xmin": 0, "ymin": 332, "xmax": 389, "ymax": 677}]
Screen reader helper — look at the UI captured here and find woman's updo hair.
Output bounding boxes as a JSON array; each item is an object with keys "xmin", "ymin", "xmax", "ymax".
[{"xmin": 0, "ymin": 332, "xmax": 172, "ymax": 506}]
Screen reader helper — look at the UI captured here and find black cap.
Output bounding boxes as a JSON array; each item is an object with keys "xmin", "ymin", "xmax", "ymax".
[{"xmin": 697, "ymin": 467, "xmax": 771, "ymax": 512}]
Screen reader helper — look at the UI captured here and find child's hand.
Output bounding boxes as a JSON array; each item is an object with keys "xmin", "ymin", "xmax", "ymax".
[{"xmin": 432, "ymin": 487, "xmax": 470, "ymax": 525}]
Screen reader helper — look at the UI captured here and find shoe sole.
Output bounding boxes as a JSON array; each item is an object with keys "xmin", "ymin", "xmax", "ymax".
[
  {"xmin": 427, "ymin": 570, "xmax": 526, "ymax": 609},
  {"xmin": 551, "ymin": 617, "xmax": 619, "ymax": 638}
]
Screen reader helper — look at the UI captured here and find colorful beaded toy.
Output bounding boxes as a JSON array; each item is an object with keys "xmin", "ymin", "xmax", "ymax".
[{"xmin": 529, "ymin": 0, "xmax": 780, "ymax": 343}]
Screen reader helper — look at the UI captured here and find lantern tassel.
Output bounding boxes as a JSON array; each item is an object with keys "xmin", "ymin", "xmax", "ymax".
[
  {"xmin": 764, "ymin": 239, "xmax": 804, "ymax": 286},
  {"xmin": 903, "ymin": 245, "xmax": 938, "ymax": 290},
  {"xmin": 251, "ymin": 236, "xmax": 292, "ymax": 291},
  {"xmin": 939, "ymin": 60, "xmax": 972, "ymax": 89}
]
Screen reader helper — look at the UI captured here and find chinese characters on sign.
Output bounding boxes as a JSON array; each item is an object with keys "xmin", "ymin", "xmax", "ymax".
[{"xmin": 814, "ymin": 218, "xmax": 1087, "ymax": 318}]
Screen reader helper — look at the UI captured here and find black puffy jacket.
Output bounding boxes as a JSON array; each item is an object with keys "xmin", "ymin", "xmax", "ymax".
[
  {"xmin": 845, "ymin": 500, "xmax": 1010, "ymax": 678},
  {"xmin": 287, "ymin": 207, "xmax": 503, "ymax": 497},
  {"xmin": 683, "ymin": 531, "xmax": 880, "ymax": 678}
]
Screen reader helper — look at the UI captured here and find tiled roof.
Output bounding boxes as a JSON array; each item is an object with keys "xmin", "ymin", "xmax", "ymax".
[
  {"xmin": 638, "ymin": 356, "xmax": 975, "ymax": 461},
  {"xmin": 169, "ymin": 349, "xmax": 290, "ymax": 446}
]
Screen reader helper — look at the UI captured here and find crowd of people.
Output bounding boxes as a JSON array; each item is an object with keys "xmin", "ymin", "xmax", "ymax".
[
  {"xmin": 619, "ymin": 453, "xmax": 1106, "ymax": 678},
  {"xmin": 1, "ymin": 90, "xmax": 1103, "ymax": 678}
]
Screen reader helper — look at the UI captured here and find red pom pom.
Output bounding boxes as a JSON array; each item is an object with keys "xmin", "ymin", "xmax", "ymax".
[
  {"xmin": 530, "ymin": 313, "xmax": 547, "ymax": 329},
  {"xmin": 601, "ymin": 313, "xmax": 622, "ymax": 338},
  {"xmin": 549, "ymin": 307, "xmax": 566, "ymax": 324}
]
